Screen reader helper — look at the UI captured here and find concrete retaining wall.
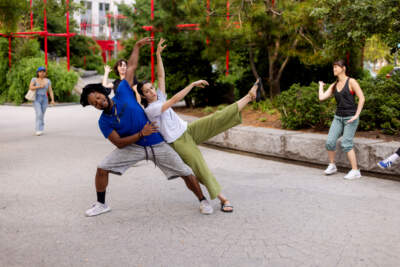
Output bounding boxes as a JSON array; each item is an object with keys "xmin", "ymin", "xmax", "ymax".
[{"xmin": 179, "ymin": 114, "xmax": 400, "ymax": 176}]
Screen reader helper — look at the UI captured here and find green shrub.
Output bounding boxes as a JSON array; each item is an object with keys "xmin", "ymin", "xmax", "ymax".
[
  {"xmin": 358, "ymin": 76, "xmax": 400, "ymax": 134},
  {"xmin": 258, "ymin": 117, "xmax": 267, "ymax": 122},
  {"xmin": 202, "ymin": 106, "xmax": 214, "ymax": 114},
  {"xmin": 251, "ymin": 99, "xmax": 274, "ymax": 112},
  {"xmin": 6, "ymin": 57, "xmax": 79, "ymax": 104},
  {"xmin": 275, "ymin": 82, "xmax": 336, "ymax": 130},
  {"xmin": 0, "ymin": 38, "xmax": 9, "ymax": 101},
  {"xmin": 277, "ymin": 77, "xmax": 400, "ymax": 135},
  {"xmin": 217, "ymin": 104, "xmax": 227, "ymax": 111},
  {"xmin": 377, "ymin": 65, "xmax": 393, "ymax": 79},
  {"xmin": 70, "ymin": 36, "xmax": 103, "ymax": 73}
]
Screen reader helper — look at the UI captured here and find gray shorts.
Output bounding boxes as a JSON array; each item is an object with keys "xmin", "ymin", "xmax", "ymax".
[{"xmin": 98, "ymin": 141, "xmax": 193, "ymax": 179}]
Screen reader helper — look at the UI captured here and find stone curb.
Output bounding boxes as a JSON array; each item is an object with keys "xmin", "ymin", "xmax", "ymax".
[{"xmin": 179, "ymin": 114, "xmax": 400, "ymax": 176}]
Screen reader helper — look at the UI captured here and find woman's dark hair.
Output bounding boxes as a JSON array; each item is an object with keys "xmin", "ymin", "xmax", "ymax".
[
  {"xmin": 113, "ymin": 59, "xmax": 128, "ymax": 77},
  {"xmin": 136, "ymin": 80, "xmax": 151, "ymax": 107},
  {"xmin": 333, "ymin": 59, "xmax": 346, "ymax": 69},
  {"xmin": 80, "ymin": 83, "xmax": 109, "ymax": 107}
]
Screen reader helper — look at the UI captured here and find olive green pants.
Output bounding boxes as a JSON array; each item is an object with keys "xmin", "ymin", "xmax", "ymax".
[{"xmin": 170, "ymin": 103, "xmax": 242, "ymax": 199}]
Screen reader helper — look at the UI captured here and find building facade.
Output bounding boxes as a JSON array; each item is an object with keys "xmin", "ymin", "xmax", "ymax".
[{"xmin": 74, "ymin": 0, "xmax": 134, "ymax": 39}]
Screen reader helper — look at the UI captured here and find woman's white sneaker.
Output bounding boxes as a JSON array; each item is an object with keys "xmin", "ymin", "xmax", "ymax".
[
  {"xmin": 324, "ymin": 163, "xmax": 337, "ymax": 175},
  {"xmin": 85, "ymin": 202, "xmax": 111, "ymax": 217},
  {"xmin": 344, "ymin": 169, "xmax": 362, "ymax": 180}
]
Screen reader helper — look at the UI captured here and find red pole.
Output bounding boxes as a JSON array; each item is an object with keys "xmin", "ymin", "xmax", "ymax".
[
  {"xmin": 66, "ymin": 0, "xmax": 70, "ymax": 71},
  {"xmin": 151, "ymin": 0, "xmax": 155, "ymax": 82},
  {"xmin": 44, "ymin": 0, "xmax": 48, "ymax": 69},
  {"xmin": 226, "ymin": 41, "xmax": 229, "ymax": 76},
  {"xmin": 30, "ymin": 0, "xmax": 33, "ymax": 31},
  {"xmin": 226, "ymin": 0, "xmax": 230, "ymax": 75},
  {"xmin": 151, "ymin": 31, "xmax": 155, "ymax": 83},
  {"xmin": 8, "ymin": 37, "xmax": 11, "ymax": 68}
]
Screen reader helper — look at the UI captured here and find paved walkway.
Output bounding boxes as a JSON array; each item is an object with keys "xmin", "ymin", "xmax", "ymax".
[{"xmin": 1, "ymin": 105, "xmax": 400, "ymax": 267}]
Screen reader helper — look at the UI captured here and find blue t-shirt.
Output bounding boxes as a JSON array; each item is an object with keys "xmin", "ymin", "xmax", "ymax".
[{"xmin": 98, "ymin": 79, "xmax": 164, "ymax": 146}]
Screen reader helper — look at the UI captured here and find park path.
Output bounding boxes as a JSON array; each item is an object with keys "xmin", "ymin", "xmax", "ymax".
[{"xmin": 1, "ymin": 104, "xmax": 400, "ymax": 267}]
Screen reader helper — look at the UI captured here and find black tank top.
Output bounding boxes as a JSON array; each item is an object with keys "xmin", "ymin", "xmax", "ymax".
[{"xmin": 334, "ymin": 78, "xmax": 357, "ymax": 117}]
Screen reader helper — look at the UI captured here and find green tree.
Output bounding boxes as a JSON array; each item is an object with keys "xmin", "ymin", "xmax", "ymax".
[
  {"xmin": 119, "ymin": 0, "xmax": 218, "ymax": 107},
  {"xmin": 312, "ymin": 0, "xmax": 400, "ymax": 73},
  {"xmin": 364, "ymin": 35, "xmax": 390, "ymax": 70},
  {"xmin": 0, "ymin": 0, "xmax": 28, "ymax": 33},
  {"xmin": 199, "ymin": 0, "xmax": 325, "ymax": 98}
]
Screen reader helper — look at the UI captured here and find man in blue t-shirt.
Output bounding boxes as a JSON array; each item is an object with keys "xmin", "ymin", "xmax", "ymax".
[{"xmin": 80, "ymin": 38, "xmax": 211, "ymax": 217}]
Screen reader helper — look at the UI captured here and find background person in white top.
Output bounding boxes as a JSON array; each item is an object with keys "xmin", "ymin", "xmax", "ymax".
[{"xmin": 138, "ymin": 38, "xmax": 260, "ymax": 213}]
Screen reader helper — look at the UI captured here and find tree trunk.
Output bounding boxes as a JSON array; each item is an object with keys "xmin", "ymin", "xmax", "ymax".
[
  {"xmin": 184, "ymin": 97, "xmax": 193, "ymax": 108},
  {"xmin": 269, "ymin": 79, "xmax": 280, "ymax": 99},
  {"xmin": 248, "ymin": 46, "xmax": 266, "ymax": 98}
]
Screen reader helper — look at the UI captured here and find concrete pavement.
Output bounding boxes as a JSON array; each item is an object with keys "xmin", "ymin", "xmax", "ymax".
[{"xmin": 1, "ymin": 105, "xmax": 400, "ymax": 267}]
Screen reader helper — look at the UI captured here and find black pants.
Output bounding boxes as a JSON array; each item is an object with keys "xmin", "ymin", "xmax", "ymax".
[{"xmin": 396, "ymin": 148, "xmax": 400, "ymax": 156}]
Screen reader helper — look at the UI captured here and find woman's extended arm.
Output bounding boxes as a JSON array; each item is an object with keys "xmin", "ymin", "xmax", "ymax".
[
  {"xmin": 102, "ymin": 65, "xmax": 114, "ymax": 88},
  {"xmin": 161, "ymin": 80, "xmax": 208, "ymax": 113},
  {"xmin": 156, "ymin": 38, "xmax": 167, "ymax": 95},
  {"xmin": 132, "ymin": 85, "xmax": 142, "ymax": 107},
  {"xmin": 318, "ymin": 81, "xmax": 334, "ymax": 101}
]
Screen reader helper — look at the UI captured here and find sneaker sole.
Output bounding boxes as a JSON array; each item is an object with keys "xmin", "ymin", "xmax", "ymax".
[
  {"xmin": 85, "ymin": 208, "xmax": 111, "ymax": 217},
  {"xmin": 324, "ymin": 170, "xmax": 337, "ymax": 175},
  {"xmin": 200, "ymin": 209, "xmax": 213, "ymax": 215},
  {"xmin": 343, "ymin": 175, "xmax": 362, "ymax": 180}
]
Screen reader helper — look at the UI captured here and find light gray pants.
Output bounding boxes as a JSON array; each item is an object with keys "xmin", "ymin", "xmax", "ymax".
[
  {"xmin": 98, "ymin": 142, "xmax": 193, "ymax": 179},
  {"xmin": 326, "ymin": 115, "xmax": 359, "ymax": 153}
]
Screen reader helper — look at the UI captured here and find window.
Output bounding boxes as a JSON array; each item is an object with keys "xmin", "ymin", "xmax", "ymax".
[{"xmin": 80, "ymin": 1, "xmax": 92, "ymax": 34}]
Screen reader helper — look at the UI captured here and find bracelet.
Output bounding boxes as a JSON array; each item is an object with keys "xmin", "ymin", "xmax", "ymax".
[{"xmin": 139, "ymin": 131, "xmax": 143, "ymax": 138}]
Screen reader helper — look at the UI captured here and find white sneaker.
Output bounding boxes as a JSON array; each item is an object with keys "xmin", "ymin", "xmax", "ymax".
[
  {"xmin": 199, "ymin": 200, "xmax": 213, "ymax": 215},
  {"xmin": 85, "ymin": 202, "xmax": 111, "ymax": 217},
  {"xmin": 344, "ymin": 169, "xmax": 362, "ymax": 180},
  {"xmin": 35, "ymin": 131, "xmax": 43, "ymax": 136},
  {"xmin": 324, "ymin": 163, "xmax": 337, "ymax": 175}
]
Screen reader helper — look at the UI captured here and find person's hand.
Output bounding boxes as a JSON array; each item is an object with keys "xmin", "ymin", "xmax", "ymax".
[
  {"xmin": 50, "ymin": 101, "xmax": 56, "ymax": 106},
  {"xmin": 191, "ymin": 80, "xmax": 209, "ymax": 88},
  {"xmin": 346, "ymin": 115, "xmax": 358, "ymax": 124},
  {"xmin": 156, "ymin": 38, "xmax": 167, "ymax": 55},
  {"xmin": 135, "ymin": 37, "xmax": 153, "ymax": 48},
  {"xmin": 141, "ymin": 122, "xmax": 159, "ymax": 136},
  {"xmin": 319, "ymin": 81, "xmax": 325, "ymax": 88},
  {"xmin": 36, "ymin": 81, "xmax": 45, "ymax": 89},
  {"xmin": 104, "ymin": 65, "xmax": 111, "ymax": 73}
]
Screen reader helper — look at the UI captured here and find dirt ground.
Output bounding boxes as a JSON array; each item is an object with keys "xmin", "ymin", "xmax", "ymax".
[{"xmin": 175, "ymin": 106, "xmax": 400, "ymax": 142}]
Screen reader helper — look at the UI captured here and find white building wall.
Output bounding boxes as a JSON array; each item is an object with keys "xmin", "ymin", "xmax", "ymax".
[{"xmin": 73, "ymin": 0, "xmax": 134, "ymax": 39}]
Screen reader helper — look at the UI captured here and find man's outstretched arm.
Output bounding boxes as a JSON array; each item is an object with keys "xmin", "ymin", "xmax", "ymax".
[{"xmin": 125, "ymin": 37, "xmax": 152, "ymax": 87}]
